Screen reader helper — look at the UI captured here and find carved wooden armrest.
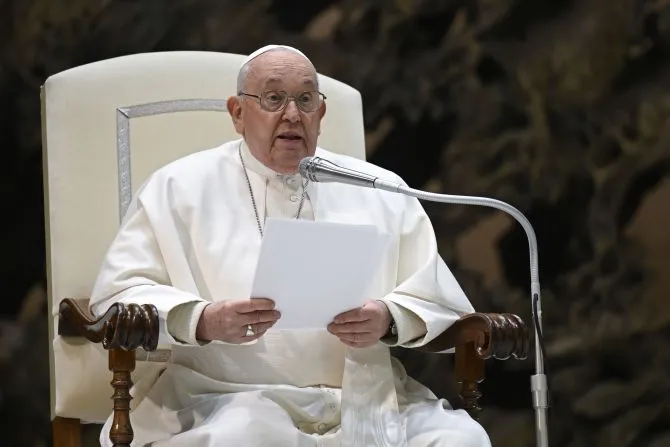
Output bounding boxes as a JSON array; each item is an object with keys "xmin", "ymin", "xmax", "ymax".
[
  {"xmin": 58, "ymin": 298, "xmax": 159, "ymax": 351},
  {"xmin": 418, "ymin": 312, "xmax": 529, "ymax": 419},
  {"xmin": 58, "ymin": 298, "xmax": 159, "ymax": 447}
]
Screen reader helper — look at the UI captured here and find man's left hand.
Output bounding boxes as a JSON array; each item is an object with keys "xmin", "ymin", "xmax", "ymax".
[{"xmin": 327, "ymin": 300, "xmax": 392, "ymax": 348}]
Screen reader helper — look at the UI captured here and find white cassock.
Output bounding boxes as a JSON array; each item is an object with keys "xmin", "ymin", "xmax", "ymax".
[{"xmin": 90, "ymin": 139, "xmax": 491, "ymax": 447}]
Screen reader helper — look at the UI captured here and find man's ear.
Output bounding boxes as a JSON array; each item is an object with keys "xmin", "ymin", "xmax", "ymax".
[
  {"xmin": 317, "ymin": 100, "xmax": 327, "ymax": 136},
  {"xmin": 227, "ymin": 96, "xmax": 244, "ymax": 134}
]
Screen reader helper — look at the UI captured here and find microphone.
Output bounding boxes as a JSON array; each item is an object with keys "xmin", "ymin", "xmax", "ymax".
[
  {"xmin": 299, "ymin": 156, "xmax": 550, "ymax": 447},
  {"xmin": 299, "ymin": 156, "xmax": 405, "ymax": 192}
]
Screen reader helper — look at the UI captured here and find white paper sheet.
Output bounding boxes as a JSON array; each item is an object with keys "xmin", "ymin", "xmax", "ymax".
[{"xmin": 250, "ymin": 218, "xmax": 389, "ymax": 330}]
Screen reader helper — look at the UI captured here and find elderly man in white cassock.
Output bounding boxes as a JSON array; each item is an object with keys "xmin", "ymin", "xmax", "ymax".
[{"xmin": 90, "ymin": 44, "xmax": 492, "ymax": 447}]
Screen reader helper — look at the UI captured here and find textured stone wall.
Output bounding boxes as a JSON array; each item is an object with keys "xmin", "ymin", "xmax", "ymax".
[{"xmin": 1, "ymin": 1, "xmax": 669, "ymax": 446}]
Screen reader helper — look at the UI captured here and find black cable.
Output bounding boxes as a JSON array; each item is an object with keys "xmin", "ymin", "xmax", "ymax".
[
  {"xmin": 532, "ymin": 292, "xmax": 551, "ymax": 410},
  {"xmin": 532, "ymin": 292, "xmax": 547, "ymax": 369}
]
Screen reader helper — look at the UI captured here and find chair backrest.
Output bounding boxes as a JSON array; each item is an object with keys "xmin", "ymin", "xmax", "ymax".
[{"xmin": 42, "ymin": 50, "xmax": 366, "ymax": 423}]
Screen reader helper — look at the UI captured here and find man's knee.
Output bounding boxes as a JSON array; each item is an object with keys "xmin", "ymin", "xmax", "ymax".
[
  {"xmin": 409, "ymin": 418, "xmax": 491, "ymax": 447},
  {"xmin": 461, "ymin": 418, "xmax": 491, "ymax": 447},
  {"xmin": 169, "ymin": 413, "xmax": 290, "ymax": 445},
  {"xmin": 445, "ymin": 418, "xmax": 491, "ymax": 447}
]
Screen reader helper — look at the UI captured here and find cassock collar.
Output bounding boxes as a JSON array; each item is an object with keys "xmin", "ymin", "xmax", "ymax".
[
  {"xmin": 239, "ymin": 139, "xmax": 302, "ymax": 186},
  {"xmin": 237, "ymin": 139, "xmax": 321, "ymax": 207}
]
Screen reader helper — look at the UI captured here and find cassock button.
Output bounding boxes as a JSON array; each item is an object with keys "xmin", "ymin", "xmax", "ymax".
[
  {"xmin": 286, "ymin": 176, "xmax": 299, "ymax": 189},
  {"xmin": 290, "ymin": 194, "xmax": 299, "ymax": 202}
]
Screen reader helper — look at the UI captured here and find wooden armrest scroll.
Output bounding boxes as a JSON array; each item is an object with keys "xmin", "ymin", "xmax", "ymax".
[
  {"xmin": 58, "ymin": 298, "xmax": 159, "ymax": 352},
  {"xmin": 418, "ymin": 312, "xmax": 529, "ymax": 420},
  {"xmin": 57, "ymin": 298, "xmax": 159, "ymax": 447},
  {"xmin": 419, "ymin": 312, "xmax": 529, "ymax": 359}
]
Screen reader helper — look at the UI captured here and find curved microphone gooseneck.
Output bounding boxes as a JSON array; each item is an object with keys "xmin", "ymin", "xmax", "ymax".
[{"xmin": 300, "ymin": 156, "xmax": 549, "ymax": 447}]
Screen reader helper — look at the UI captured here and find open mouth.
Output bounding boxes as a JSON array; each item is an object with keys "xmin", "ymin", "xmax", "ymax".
[{"xmin": 277, "ymin": 132, "xmax": 303, "ymax": 141}]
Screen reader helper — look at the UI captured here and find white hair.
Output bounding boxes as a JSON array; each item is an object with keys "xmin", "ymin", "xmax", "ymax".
[{"xmin": 236, "ymin": 44, "xmax": 317, "ymax": 93}]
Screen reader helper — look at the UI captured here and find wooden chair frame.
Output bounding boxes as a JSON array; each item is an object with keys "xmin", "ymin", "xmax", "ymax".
[{"xmin": 52, "ymin": 298, "xmax": 528, "ymax": 447}]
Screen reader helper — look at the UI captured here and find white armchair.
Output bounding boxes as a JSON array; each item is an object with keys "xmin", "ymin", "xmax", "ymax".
[{"xmin": 41, "ymin": 50, "xmax": 528, "ymax": 447}]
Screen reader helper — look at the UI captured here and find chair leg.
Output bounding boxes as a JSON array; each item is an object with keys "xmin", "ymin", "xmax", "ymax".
[
  {"xmin": 455, "ymin": 341, "xmax": 485, "ymax": 420},
  {"xmin": 53, "ymin": 417, "xmax": 82, "ymax": 447},
  {"xmin": 108, "ymin": 348, "xmax": 136, "ymax": 447}
]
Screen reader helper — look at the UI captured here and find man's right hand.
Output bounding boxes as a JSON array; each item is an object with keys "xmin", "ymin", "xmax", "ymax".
[{"xmin": 195, "ymin": 298, "xmax": 281, "ymax": 343}]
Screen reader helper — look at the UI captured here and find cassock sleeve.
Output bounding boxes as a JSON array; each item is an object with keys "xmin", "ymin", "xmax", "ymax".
[
  {"xmin": 379, "ymin": 188, "xmax": 475, "ymax": 348},
  {"xmin": 89, "ymin": 200, "xmax": 209, "ymax": 347}
]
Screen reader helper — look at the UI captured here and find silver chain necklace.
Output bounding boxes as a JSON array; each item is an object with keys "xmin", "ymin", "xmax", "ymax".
[{"xmin": 238, "ymin": 143, "xmax": 308, "ymax": 237}]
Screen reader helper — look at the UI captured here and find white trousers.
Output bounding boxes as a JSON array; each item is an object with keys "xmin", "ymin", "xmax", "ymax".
[{"xmin": 99, "ymin": 365, "xmax": 491, "ymax": 447}]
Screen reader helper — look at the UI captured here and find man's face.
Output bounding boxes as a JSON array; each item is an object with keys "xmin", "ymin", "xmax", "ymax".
[{"xmin": 227, "ymin": 50, "xmax": 326, "ymax": 174}]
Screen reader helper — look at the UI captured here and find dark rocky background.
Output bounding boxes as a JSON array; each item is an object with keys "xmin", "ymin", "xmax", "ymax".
[{"xmin": 1, "ymin": 0, "xmax": 670, "ymax": 446}]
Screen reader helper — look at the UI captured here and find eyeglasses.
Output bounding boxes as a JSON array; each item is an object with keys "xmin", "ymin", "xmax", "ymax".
[{"xmin": 238, "ymin": 90, "xmax": 327, "ymax": 113}]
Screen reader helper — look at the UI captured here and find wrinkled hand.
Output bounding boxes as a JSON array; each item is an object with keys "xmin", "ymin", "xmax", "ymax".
[
  {"xmin": 196, "ymin": 298, "xmax": 281, "ymax": 343},
  {"xmin": 327, "ymin": 300, "xmax": 392, "ymax": 348}
]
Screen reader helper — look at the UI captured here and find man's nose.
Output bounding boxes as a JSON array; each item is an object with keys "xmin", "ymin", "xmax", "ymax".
[{"xmin": 281, "ymin": 100, "xmax": 301, "ymax": 122}]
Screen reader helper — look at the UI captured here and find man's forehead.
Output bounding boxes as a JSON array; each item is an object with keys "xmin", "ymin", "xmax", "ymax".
[
  {"xmin": 251, "ymin": 59, "xmax": 318, "ymax": 88},
  {"xmin": 263, "ymin": 75, "xmax": 316, "ymax": 87}
]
